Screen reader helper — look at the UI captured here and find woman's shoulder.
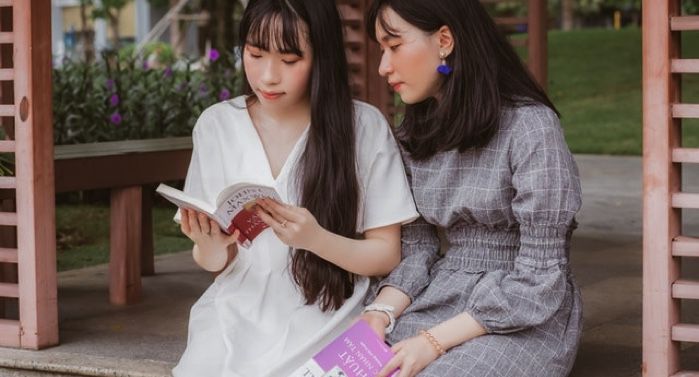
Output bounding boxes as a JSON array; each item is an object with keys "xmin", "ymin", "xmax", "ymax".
[
  {"xmin": 351, "ymin": 100, "xmax": 393, "ymax": 140},
  {"xmin": 500, "ymin": 102, "xmax": 562, "ymax": 138}
]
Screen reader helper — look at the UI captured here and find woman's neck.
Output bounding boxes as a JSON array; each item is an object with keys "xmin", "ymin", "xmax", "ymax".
[{"xmin": 249, "ymin": 96, "xmax": 311, "ymax": 131}]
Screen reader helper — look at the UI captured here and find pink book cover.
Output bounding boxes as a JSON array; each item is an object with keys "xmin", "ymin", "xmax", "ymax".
[{"xmin": 288, "ymin": 320, "xmax": 398, "ymax": 377}]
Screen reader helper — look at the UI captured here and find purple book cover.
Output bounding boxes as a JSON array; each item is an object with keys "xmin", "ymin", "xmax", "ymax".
[{"xmin": 288, "ymin": 320, "xmax": 398, "ymax": 377}]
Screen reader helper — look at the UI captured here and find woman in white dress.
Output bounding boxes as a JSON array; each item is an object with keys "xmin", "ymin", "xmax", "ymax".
[{"xmin": 171, "ymin": 1, "xmax": 418, "ymax": 376}]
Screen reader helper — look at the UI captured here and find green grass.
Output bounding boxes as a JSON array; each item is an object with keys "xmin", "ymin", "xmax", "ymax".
[
  {"xmin": 549, "ymin": 28, "xmax": 699, "ymax": 154},
  {"xmin": 56, "ymin": 203, "xmax": 192, "ymax": 271}
]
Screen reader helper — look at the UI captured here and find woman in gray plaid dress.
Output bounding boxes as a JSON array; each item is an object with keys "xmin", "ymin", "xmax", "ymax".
[{"xmin": 359, "ymin": 1, "xmax": 582, "ymax": 376}]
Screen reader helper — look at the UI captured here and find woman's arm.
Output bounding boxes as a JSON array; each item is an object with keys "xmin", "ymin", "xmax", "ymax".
[{"xmin": 256, "ymin": 199, "xmax": 401, "ymax": 276}]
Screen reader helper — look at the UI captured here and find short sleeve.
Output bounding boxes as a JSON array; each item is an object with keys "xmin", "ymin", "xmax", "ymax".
[
  {"xmin": 174, "ymin": 110, "xmax": 227, "ymax": 223},
  {"xmin": 356, "ymin": 104, "xmax": 419, "ymax": 232}
]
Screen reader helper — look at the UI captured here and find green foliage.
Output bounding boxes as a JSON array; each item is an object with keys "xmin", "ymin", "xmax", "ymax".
[{"xmin": 53, "ymin": 48, "xmax": 241, "ymax": 144}]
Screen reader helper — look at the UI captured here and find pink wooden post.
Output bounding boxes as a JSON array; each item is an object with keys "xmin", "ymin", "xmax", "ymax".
[
  {"xmin": 0, "ymin": 0, "xmax": 59, "ymax": 349},
  {"xmin": 643, "ymin": 0, "xmax": 699, "ymax": 375}
]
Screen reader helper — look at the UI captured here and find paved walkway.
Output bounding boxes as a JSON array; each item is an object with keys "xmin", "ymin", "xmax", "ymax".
[{"xmin": 0, "ymin": 154, "xmax": 698, "ymax": 376}]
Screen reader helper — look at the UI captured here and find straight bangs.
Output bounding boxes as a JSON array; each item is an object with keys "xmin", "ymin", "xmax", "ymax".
[{"xmin": 242, "ymin": 4, "xmax": 305, "ymax": 56}]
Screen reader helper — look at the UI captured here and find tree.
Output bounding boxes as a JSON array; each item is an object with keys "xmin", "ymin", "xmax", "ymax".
[{"xmin": 91, "ymin": 0, "xmax": 132, "ymax": 49}]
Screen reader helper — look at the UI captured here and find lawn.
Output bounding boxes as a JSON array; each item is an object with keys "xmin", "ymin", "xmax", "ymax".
[
  {"xmin": 56, "ymin": 203, "xmax": 192, "ymax": 271},
  {"xmin": 55, "ymin": 28, "xmax": 699, "ymax": 270},
  {"xmin": 549, "ymin": 28, "xmax": 699, "ymax": 154}
]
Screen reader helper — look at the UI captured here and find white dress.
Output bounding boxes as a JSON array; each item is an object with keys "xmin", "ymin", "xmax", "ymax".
[{"xmin": 172, "ymin": 96, "xmax": 418, "ymax": 377}]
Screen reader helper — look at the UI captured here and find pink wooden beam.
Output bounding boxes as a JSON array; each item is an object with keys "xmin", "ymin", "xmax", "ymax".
[
  {"xmin": 642, "ymin": 0, "xmax": 682, "ymax": 374},
  {"xmin": 672, "ymin": 104, "xmax": 699, "ymax": 118},
  {"xmin": 0, "ymin": 212, "xmax": 17, "ymax": 226},
  {"xmin": 672, "ymin": 236, "xmax": 699, "ymax": 257},
  {"xmin": 0, "ymin": 319, "xmax": 20, "ymax": 348},
  {"xmin": 0, "ymin": 68, "xmax": 13, "ymax": 80},
  {"xmin": 0, "ymin": 32, "xmax": 12, "ymax": 44},
  {"xmin": 0, "ymin": 104, "xmax": 15, "ymax": 117},
  {"xmin": 671, "ymin": 193, "xmax": 699, "ymax": 208},
  {"xmin": 672, "ymin": 148, "xmax": 699, "ymax": 163},
  {"xmin": 671, "ymin": 59, "xmax": 699, "ymax": 73},
  {"xmin": 670, "ymin": 16, "xmax": 699, "ymax": 31},
  {"xmin": 672, "ymin": 279, "xmax": 699, "ymax": 299},
  {"xmin": 0, "ymin": 248, "xmax": 17, "ymax": 263},
  {"xmin": 14, "ymin": 0, "xmax": 59, "ymax": 349},
  {"xmin": 0, "ymin": 176, "xmax": 16, "ymax": 189},
  {"xmin": 671, "ymin": 324, "xmax": 699, "ymax": 342},
  {"xmin": 0, "ymin": 140, "xmax": 16, "ymax": 152},
  {"xmin": 671, "ymin": 371, "xmax": 699, "ymax": 377},
  {"xmin": 0, "ymin": 282, "xmax": 18, "ymax": 297}
]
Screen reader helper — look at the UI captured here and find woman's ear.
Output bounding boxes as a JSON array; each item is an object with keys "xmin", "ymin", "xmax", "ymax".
[{"xmin": 437, "ymin": 25, "xmax": 454, "ymax": 56}]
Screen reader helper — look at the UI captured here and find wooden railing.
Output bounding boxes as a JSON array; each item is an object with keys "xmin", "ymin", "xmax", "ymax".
[{"xmin": 642, "ymin": 0, "xmax": 699, "ymax": 375}]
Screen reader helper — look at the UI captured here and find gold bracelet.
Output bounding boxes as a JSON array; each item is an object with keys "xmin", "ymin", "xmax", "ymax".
[{"xmin": 419, "ymin": 329, "xmax": 446, "ymax": 356}]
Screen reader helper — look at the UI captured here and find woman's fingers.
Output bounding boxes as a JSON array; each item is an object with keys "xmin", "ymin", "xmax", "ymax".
[
  {"xmin": 198, "ymin": 212, "xmax": 211, "ymax": 235},
  {"xmin": 257, "ymin": 199, "xmax": 304, "ymax": 226},
  {"xmin": 209, "ymin": 219, "xmax": 221, "ymax": 236},
  {"xmin": 180, "ymin": 209, "xmax": 191, "ymax": 236},
  {"xmin": 187, "ymin": 209, "xmax": 201, "ymax": 234},
  {"xmin": 378, "ymin": 353, "xmax": 402, "ymax": 377},
  {"xmin": 256, "ymin": 206, "xmax": 286, "ymax": 233}
]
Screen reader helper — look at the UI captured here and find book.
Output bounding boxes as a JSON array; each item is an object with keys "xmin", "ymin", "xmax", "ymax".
[
  {"xmin": 288, "ymin": 320, "xmax": 398, "ymax": 377},
  {"xmin": 155, "ymin": 182, "xmax": 282, "ymax": 248}
]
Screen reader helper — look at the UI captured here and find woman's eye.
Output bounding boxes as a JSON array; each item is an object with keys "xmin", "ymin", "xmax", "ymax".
[{"xmin": 389, "ymin": 44, "xmax": 401, "ymax": 51}]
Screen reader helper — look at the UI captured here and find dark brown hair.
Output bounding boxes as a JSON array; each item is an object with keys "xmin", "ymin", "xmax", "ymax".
[
  {"xmin": 240, "ymin": 0, "xmax": 358, "ymax": 311},
  {"xmin": 367, "ymin": 0, "xmax": 559, "ymax": 160}
]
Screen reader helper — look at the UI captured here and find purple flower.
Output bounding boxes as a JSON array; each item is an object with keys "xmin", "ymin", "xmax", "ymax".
[
  {"xmin": 163, "ymin": 66, "xmax": 173, "ymax": 78},
  {"xmin": 110, "ymin": 112, "xmax": 123, "ymax": 125},
  {"xmin": 106, "ymin": 78, "xmax": 115, "ymax": 91},
  {"xmin": 142, "ymin": 60, "xmax": 150, "ymax": 70},
  {"xmin": 109, "ymin": 93, "xmax": 120, "ymax": 107},
  {"xmin": 219, "ymin": 88, "xmax": 231, "ymax": 101},
  {"xmin": 199, "ymin": 83, "xmax": 208, "ymax": 94},
  {"xmin": 209, "ymin": 48, "xmax": 220, "ymax": 62}
]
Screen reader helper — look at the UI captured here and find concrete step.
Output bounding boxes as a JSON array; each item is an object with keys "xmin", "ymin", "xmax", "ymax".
[{"xmin": 0, "ymin": 348, "xmax": 173, "ymax": 377}]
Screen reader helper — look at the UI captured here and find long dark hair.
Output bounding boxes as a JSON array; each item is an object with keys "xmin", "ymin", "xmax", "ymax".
[
  {"xmin": 239, "ymin": 0, "xmax": 358, "ymax": 311},
  {"xmin": 367, "ymin": 0, "xmax": 559, "ymax": 160}
]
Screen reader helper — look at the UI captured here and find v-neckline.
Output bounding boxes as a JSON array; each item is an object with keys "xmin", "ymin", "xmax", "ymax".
[{"xmin": 236, "ymin": 97, "xmax": 310, "ymax": 183}]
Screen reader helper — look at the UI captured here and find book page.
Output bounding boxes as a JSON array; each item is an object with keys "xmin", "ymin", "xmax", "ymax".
[
  {"xmin": 213, "ymin": 182, "xmax": 282, "ymax": 243},
  {"xmin": 156, "ymin": 184, "xmax": 218, "ymax": 220}
]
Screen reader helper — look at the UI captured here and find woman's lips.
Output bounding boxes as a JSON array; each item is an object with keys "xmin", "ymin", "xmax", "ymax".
[{"xmin": 260, "ymin": 91, "xmax": 283, "ymax": 100}]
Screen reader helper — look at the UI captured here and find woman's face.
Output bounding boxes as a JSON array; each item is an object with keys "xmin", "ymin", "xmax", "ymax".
[
  {"xmin": 374, "ymin": 7, "xmax": 444, "ymax": 104},
  {"xmin": 243, "ymin": 22, "xmax": 313, "ymax": 110}
]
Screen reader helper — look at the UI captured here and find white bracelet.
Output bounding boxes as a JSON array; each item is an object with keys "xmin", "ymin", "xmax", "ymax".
[{"xmin": 362, "ymin": 303, "xmax": 396, "ymax": 334}]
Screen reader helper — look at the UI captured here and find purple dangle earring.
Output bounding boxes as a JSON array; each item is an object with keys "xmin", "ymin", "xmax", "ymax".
[{"xmin": 437, "ymin": 51, "xmax": 452, "ymax": 75}]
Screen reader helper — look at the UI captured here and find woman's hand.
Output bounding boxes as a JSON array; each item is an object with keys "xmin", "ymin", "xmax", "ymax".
[
  {"xmin": 359, "ymin": 311, "xmax": 389, "ymax": 341},
  {"xmin": 255, "ymin": 198, "xmax": 325, "ymax": 251},
  {"xmin": 180, "ymin": 208, "xmax": 240, "ymax": 271},
  {"xmin": 377, "ymin": 335, "xmax": 441, "ymax": 377}
]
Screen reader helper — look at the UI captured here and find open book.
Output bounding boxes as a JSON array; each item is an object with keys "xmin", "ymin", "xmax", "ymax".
[
  {"xmin": 288, "ymin": 320, "xmax": 398, "ymax": 377},
  {"xmin": 156, "ymin": 182, "xmax": 282, "ymax": 248}
]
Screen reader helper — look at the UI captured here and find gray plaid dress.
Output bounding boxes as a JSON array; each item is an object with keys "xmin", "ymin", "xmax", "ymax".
[{"xmin": 376, "ymin": 104, "xmax": 582, "ymax": 377}]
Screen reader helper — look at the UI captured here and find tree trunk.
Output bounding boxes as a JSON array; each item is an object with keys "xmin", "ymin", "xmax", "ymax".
[
  {"xmin": 561, "ymin": 0, "xmax": 574, "ymax": 31},
  {"xmin": 79, "ymin": 0, "xmax": 95, "ymax": 62},
  {"xmin": 109, "ymin": 10, "xmax": 120, "ymax": 49}
]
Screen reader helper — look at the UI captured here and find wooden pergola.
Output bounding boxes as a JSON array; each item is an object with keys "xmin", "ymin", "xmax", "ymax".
[
  {"xmin": 642, "ymin": 1, "xmax": 699, "ymax": 376},
  {"xmin": 0, "ymin": 0, "xmax": 548, "ymax": 350}
]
